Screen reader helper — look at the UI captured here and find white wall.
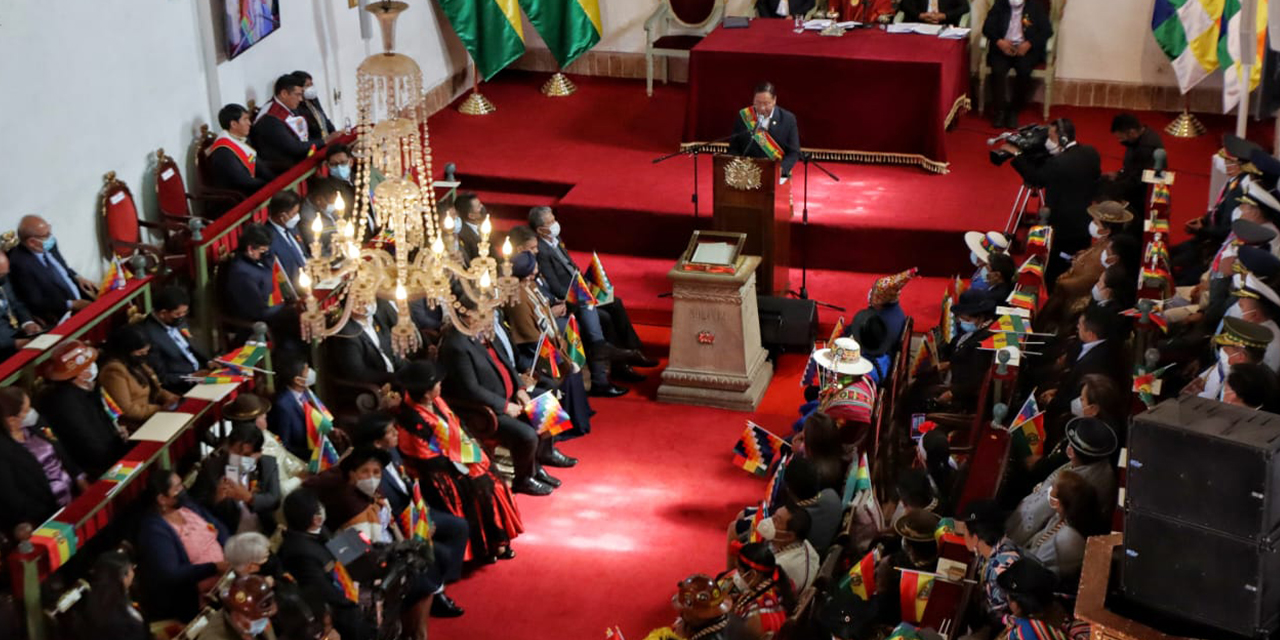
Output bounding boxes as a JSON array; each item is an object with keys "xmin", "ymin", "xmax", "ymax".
[{"xmin": 0, "ymin": 0, "xmax": 463, "ymax": 279}]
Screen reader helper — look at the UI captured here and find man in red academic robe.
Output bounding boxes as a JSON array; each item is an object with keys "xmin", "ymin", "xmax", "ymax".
[
  {"xmin": 839, "ymin": 0, "xmax": 896, "ymax": 23},
  {"xmin": 250, "ymin": 74, "xmax": 339, "ymax": 174},
  {"xmin": 207, "ymin": 103, "xmax": 276, "ymax": 198}
]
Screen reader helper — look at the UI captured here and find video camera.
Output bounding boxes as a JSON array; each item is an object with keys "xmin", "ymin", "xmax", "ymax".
[{"xmin": 987, "ymin": 124, "xmax": 1051, "ymax": 166}]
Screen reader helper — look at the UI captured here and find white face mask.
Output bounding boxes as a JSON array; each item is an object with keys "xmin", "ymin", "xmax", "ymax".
[
  {"xmin": 304, "ymin": 368, "xmax": 317, "ymax": 387},
  {"xmin": 732, "ymin": 572, "xmax": 750, "ymax": 592},
  {"xmin": 1088, "ymin": 221, "xmax": 1102, "ymax": 239},
  {"xmin": 1099, "ymin": 249, "xmax": 1111, "ymax": 268},
  {"xmin": 363, "ymin": 302, "xmax": 377, "ymax": 318},
  {"xmin": 1091, "ymin": 283, "xmax": 1106, "ymax": 302},
  {"xmin": 1219, "ymin": 349, "xmax": 1234, "ymax": 369},
  {"xmin": 79, "ymin": 362, "xmax": 99, "ymax": 387},
  {"xmin": 323, "ymin": 203, "xmax": 337, "ymax": 216},
  {"xmin": 357, "ymin": 476, "xmax": 380, "ymax": 497},
  {"xmin": 21, "ymin": 408, "xmax": 39, "ymax": 428},
  {"xmin": 308, "ymin": 508, "xmax": 326, "ymax": 535},
  {"xmin": 756, "ymin": 517, "xmax": 777, "ymax": 541},
  {"xmin": 1045, "ymin": 138, "xmax": 1060, "ymax": 155},
  {"xmin": 1009, "ymin": 0, "xmax": 1025, "ymax": 7},
  {"xmin": 303, "ymin": 86, "xmax": 319, "ymax": 101},
  {"xmin": 1070, "ymin": 396, "xmax": 1085, "ymax": 417},
  {"xmin": 247, "ymin": 617, "xmax": 270, "ymax": 636},
  {"xmin": 548, "ymin": 221, "xmax": 562, "ymax": 239},
  {"xmin": 1232, "ymin": 206, "xmax": 1245, "ymax": 222},
  {"xmin": 285, "ymin": 214, "xmax": 300, "ymax": 229},
  {"xmin": 240, "ymin": 455, "xmax": 257, "ymax": 474}
]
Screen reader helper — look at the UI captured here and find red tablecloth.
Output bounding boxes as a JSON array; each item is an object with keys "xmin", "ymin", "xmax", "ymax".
[{"xmin": 683, "ymin": 21, "xmax": 970, "ymax": 172}]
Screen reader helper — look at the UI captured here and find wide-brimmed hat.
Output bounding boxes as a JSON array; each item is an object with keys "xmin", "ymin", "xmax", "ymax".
[
  {"xmin": 996, "ymin": 558, "xmax": 1057, "ymax": 597},
  {"xmin": 1087, "ymin": 200, "xmax": 1133, "ymax": 225},
  {"xmin": 951, "ymin": 289, "xmax": 996, "ymax": 318},
  {"xmin": 849, "ymin": 308, "xmax": 892, "ymax": 358},
  {"xmin": 1233, "ymin": 272, "xmax": 1280, "ymax": 308},
  {"xmin": 870, "ymin": 268, "xmax": 918, "ymax": 306},
  {"xmin": 224, "ymin": 393, "xmax": 271, "ymax": 421},
  {"xmin": 673, "ymin": 574, "xmax": 732, "ymax": 619},
  {"xmin": 1064, "ymin": 417, "xmax": 1118, "ymax": 457},
  {"xmin": 964, "ymin": 231, "xmax": 1009, "ymax": 262},
  {"xmin": 37, "ymin": 340, "xmax": 98, "ymax": 381},
  {"xmin": 894, "ymin": 509, "xmax": 943, "ymax": 543},
  {"xmin": 813, "ymin": 337, "xmax": 874, "ymax": 376},
  {"xmin": 957, "ymin": 499, "xmax": 1007, "ymax": 526}
]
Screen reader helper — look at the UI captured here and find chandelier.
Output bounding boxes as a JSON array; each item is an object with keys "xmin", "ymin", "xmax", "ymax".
[{"xmin": 296, "ymin": 0, "xmax": 517, "ymax": 356}]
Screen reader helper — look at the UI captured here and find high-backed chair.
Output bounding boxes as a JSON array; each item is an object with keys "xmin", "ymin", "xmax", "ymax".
[
  {"xmin": 99, "ymin": 171, "xmax": 175, "ymax": 275},
  {"xmin": 975, "ymin": 0, "xmax": 1063, "ymax": 119},
  {"xmin": 155, "ymin": 147, "xmax": 237, "ymax": 227},
  {"xmin": 644, "ymin": 0, "xmax": 726, "ymax": 96}
]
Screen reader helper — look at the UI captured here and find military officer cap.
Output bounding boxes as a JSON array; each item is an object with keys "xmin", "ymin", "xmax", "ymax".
[
  {"xmin": 957, "ymin": 499, "xmax": 1006, "ymax": 526},
  {"xmin": 894, "ymin": 509, "xmax": 943, "ymax": 543},
  {"xmin": 1065, "ymin": 417, "xmax": 1118, "ymax": 458},
  {"xmin": 1238, "ymin": 180, "xmax": 1280, "ymax": 222},
  {"xmin": 1232, "ymin": 219, "xmax": 1278, "ymax": 246},
  {"xmin": 1233, "ymin": 272, "xmax": 1280, "ymax": 309},
  {"xmin": 1236, "ymin": 246, "xmax": 1280, "ymax": 278},
  {"xmin": 996, "ymin": 558, "xmax": 1057, "ymax": 598},
  {"xmin": 1214, "ymin": 316, "xmax": 1274, "ymax": 350},
  {"xmin": 1249, "ymin": 148, "xmax": 1280, "ymax": 181},
  {"xmin": 1223, "ymin": 133, "xmax": 1264, "ymax": 162}
]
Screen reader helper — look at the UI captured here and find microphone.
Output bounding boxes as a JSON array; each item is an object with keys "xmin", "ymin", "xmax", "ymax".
[
  {"xmin": 987, "ymin": 131, "xmax": 1013, "ymax": 146},
  {"xmin": 1152, "ymin": 149, "xmax": 1167, "ymax": 176}
]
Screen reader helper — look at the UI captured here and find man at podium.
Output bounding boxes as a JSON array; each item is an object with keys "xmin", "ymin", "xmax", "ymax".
[{"xmin": 728, "ymin": 82, "xmax": 801, "ymax": 179}]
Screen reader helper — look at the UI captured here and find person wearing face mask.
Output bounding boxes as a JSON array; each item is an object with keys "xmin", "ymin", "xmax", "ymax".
[
  {"xmin": 137, "ymin": 470, "xmax": 231, "ymax": 622},
  {"xmin": 1021, "ymin": 470, "xmax": 1103, "ymax": 581},
  {"xmin": 141, "ymin": 285, "xmax": 212, "ymax": 393},
  {"xmin": 194, "ymin": 574, "xmax": 279, "ymax": 640},
  {"xmin": 221, "ymin": 224, "xmax": 296, "ymax": 345},
  {"xmin": 251, "ymin": 74, "xmax": 337, "ymax": 175},
  {"xmin": 192, "ymin": 423, "xmax": 282, "ymax": 535},
  {"xmin": 1035, "ymin": 201, "xmax": 1130, "ymax": 333},
  {"xmin": 324, "ymin": 298, "xmax": 408, "ymax": 393},
  {"xmin": 726, "ymin": 542, "xmax": 797, "ymax": 640},
  {"xmin": 98, "ymin": 324, "xmax": 181, "ymax": 431},
  {"xmin": 9, "ymin": 214, "xmax": 99, "ymax": 325},
  {"xmin": 963, "ymin": 230, "xmax": 1010, "ymax": 293},
  {"xmin": 324, "ymin": 144, "xmax": 353, "ymax": 184},
  {"xmin": 1190, "ymin": 219, "xmax": 1279, "ymax": 333},
  {"xmin": 226, "ymin": 393, "xmax": 307, "ymax": 495},
  {"xmin": 297, "ymin": 177, "xmax": 347, "ymax": 258},
  {"xmin": 279, "ymin": 489, "xmax": 376, "ymax": 640},
  {"xmin": 1040, "ymin": 305, "xmax": 1119, "ymax": 418},
  {"xmin": 1228, "ymin": 273, "xmax": 1280, "ymax": 371},
  {"xmin": 79, "ymin": 551, "xmax": 149, "ymax": 640},
  {"xmin": 1006, "ymin": 417, "xmax": 1116, "ymax": 547},
  {"xmin": 265, "ymin": 191, "xmax": 310, "ymax": 287},
  {"xmin": 983, "ymin": 252, "xmax": 1018, "ymax": 307},
  {"xmin": 955, "ymin": 500, "xmax": 1023, "ymax": 633},
  {"xmin": 757, "ymin": 505, "xmax": 819, "ymax": 592},
  {"xmin": 1173, "ymin": 135, "xmax": 1262, "ymax": 285},
  {"xmin": 931, "ymin": 289, "xmax": 997, "ymax": 409},
  {"xmin": 1015, "ymin": 375, "xmax": 1123, "ymax": 497},
  {"xmin": 34, "ymin": 340, "xmax": 128, "ymax": 476},
  {"xmin": 982, "ymin": 0, "xmax": 1052, "ymax": 129},
  {"xmin": 872, "ymin": 509, "xmax": 941, "ymax": 625},
  {"xmin": 291, "ymin": 70, "xmax": 335, "ymax": 141},
  {"xmin": 1182, "ymin": 316, "xmax": 1272, "ymax": 400},
  {"xmin": 0, "ymin": 386, "xmax": 88, "ymax": 535},
  {"xmin": 1233, "ymin": 178, "xmax": 1280, "ymax": 257},
  {"xmin": 209, "ymin": 103, "xmax": 278, "ymax": 200},
  {"xmin": 0, "ymin": 251, "xmax": 41, "ymax": 360},
  {"xmin": 1101, "ymin": 113, "xmax": 1164, "ymax": 213}
]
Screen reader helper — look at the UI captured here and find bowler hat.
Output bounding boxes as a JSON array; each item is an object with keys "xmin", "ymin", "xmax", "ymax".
[
  {"xmin": 996, "ymin": 558, "xmax": 1057, "ymax": 597},
  {"xmin": 957, "ymin": 499, "xmax": 1007, "ymax": 526},
  {"xmin": 951, "ymin": 289, "xmax": 996, "ymax": 318},
  {"xmin": 37, "ymin": 340, "xmax": 98, "ymax": 381},
  {"xmin": 224, "ymin": 393, "xmax": 271, "ymax": 422},
  {"xmin": 1064, "ymin": 417, "xmax": 1118, "ymax": 457}
]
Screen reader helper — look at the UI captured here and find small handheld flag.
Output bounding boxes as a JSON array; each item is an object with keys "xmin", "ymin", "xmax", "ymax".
[
  {"xmin": 898, "ymin": 569, "xmax": 935, "ymax": 624},
  {"xmin": 1009, "ymin": 411, "xmax": 1046, "ymax": 458},
  {"xmin": 308, "ymin": 434, "xmax": 340, "ymax": 473},
  {"xmin": 331, "ymin": 562, "xmax": 359, "ymax": 603},
  {"xmin": 828, "ymin": 315, "xmax": 846, "ymax": 348},
  {"xmin": 586, "ymin": 253, "xmax": 615, "ymax": 305},
  {"xmin": 100, "ymin": 256, "xmax": 128, "ymax": 293},
  {"xmin": 566, "ymin": 271, "xmax": 598, "ymax": 307},
  {"xmin": 564, "ymin": 315, "xmax": 587, "ymax": 368},
  {"xmin": 101, "ymin": 389, "xmax": 124, "ymax": 424},
  {"xmin": 731, "ymin": 422, "xmax": 791, "ymax": 476},
  {"xmin": 525, "ymin": 392, "xmax": 574, "ymax": 436},
  {"xmin": 841, "ymin": 451, "xmax": 872, "ymax": 507},
  {"xmin": 747, "ymin": 501, "xmax": 767, "ymax": 543},
  {"xmin": 304, "ymin": 390, "xmax": 335, "ymax": 452},
  {"xmin": 532, "ymin": 334, "xmax": 562, "ymax": 378},
  {"xmin": 838, "ymin": 547, "xmax": 881, "ymax": 600},
  {"xmin": 268, "ymin": 257, "xmax": 287, "ymax": 306}
]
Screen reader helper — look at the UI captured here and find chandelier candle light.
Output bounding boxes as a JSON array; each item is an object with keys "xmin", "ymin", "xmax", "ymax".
[{"xmin": 296, "ymin": 0, "xmax": 517, "ymax": 356}]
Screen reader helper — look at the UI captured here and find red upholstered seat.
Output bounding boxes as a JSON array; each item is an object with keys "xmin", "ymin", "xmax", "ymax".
[
  {"xmin": 670, "ymin": 0, "xmax": 718, "ymax": 25},
  {"xmin": 155, "ymin": 149, "xmax": 190, "ymax": 220},
  {"xmin": 652, "ymin": 34, "xmax": 705, "ymax": 50},
  {"xmin": 100, "ymin": 172, "xmax": 179, "ymax": 274}
]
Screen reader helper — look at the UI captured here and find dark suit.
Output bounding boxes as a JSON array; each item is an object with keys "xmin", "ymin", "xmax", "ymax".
[
  {"xmin": 900, "ymin": 0, "xmax": 970, "ymax": 25},
  {"xmin": 1012, "ymin": 143, "xmax": 1101, "ymax": 285},
  {"xmin": 1107, "ymin": 127, "xmax": 1164, "ymax": 210},
  {"xmin": 269, "ymin": 388, "xmax": 310, "ymax": 460},
  {"xmin": 323, "ymin": 303, "xmax": 404, "ymax": 386},
  {"xmin": 535, "ymin": 237, "xmax": 643, "ymax": 352},
  {"xmin": 140, "ymin": 316, "xmax": 208, "ymax": 393},
  {"xmin": 942, "ymin": 328, "xmax": 994, "ymax": 407},
  {"xmin": 208, "ymin": 145, "xmax": 276, "ymax": 198},
  {"xmin": 756, "ymin": 0, "xmax": 816, "ymax": 17},
  {"xmin": 439, "ymin": 326, "xmax": 544, "ymax": 481},
  {"xmin": 278, "ymin": 529, "xmax": 375, "ymax": 640},
  {"xmin": 729, "ymin": 105, "xmax": 802, "ymax": 176},
  {"xmin": 7, "ymin": 244, "xmax": 84, "ymax": 326},
  {"xmin": 0, "ymin": 276, "xmax": 36, "ymax": 360},
  {"xmin": 983, "ymin": 0, "xmax": 1052, "ymax": 113},
  {"xmin": 267, "ymin": 221, "xmax": 309, "ymax": 287},
  {"xmin": 136, "ymin": 497, "xmax": 230, "ymax": 622},
  {"xmin": 249, "ymin": 108, "xmax": 320, "ymax": 174},
  {"xmin": 0, "ymin": 428, "xmax": 80, "ymax": 533},
  {"xmin": 1048, "ymin": 339, "xmax": 1119, "ymax": 416},
  {"xmin": 190, "ymin": 450, "xmax": 283, "ymax": 535},
  {"xmin": 35, "ymin": 381, "xmax": 126, "ymax": 478},
  {"xmin": 220, "ymin": 253, "xmax": 285, "ymax": 324},
  {"xmin": 299, "ymin": 98, "xmax": 335, "ymax": 140},
  {"xmin": 457, "ymin": 221, "xmax": 482, "ymax": 264}
]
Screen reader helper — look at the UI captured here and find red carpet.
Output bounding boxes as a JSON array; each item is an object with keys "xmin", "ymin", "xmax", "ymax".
[{"xmin": 425, "ymin": 71, "xmax": 1272, "ymax": 639}]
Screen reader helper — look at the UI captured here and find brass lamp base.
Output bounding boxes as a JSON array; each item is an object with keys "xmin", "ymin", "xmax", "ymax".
[
  {"xmin": 458, "ymin": 91, "xmax": 496, "ymax": 115},
  {"xmin": 541, "ymin": 72, "xmax": 577, "ymax": 97},
  {"xmin": 1165, "ymin": 109, "xmax": 1206, "ymax": 138}
]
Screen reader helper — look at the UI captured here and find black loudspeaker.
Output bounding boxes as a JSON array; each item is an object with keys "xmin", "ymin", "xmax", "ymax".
[
  {"xmin": 757, "ymin": 296, "xmax": 817, "ymax": 352},
  {"xmin": 1123, "ymin": 397, "xmax": 1280, "ymax": 638}
]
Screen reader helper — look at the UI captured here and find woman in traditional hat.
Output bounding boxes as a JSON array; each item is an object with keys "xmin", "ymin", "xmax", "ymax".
[
  {"xmin": 391, "ymin": 359, "xmax": 521, "ymax": 562},
  {"xmin": 1037, "ymin": 201, "xmax": 1132, "ymax": 333},
  {"xmin": 224, "ymin": 393, "xmax": 307, "ymax": 495},
  {"xmin": 931, "ymin": 289, "xmax": 998, "ymax": 410},
  {"xmin": 726, "ymin": 542, "xmax": 796, "ymax": 640},
  {"xmin": 98, "ymin": 323, "xmax": 180, "ymax": 430},
  {"xmin": 800, "ymin": 337, "xmax": 879, "ymax": 450}
]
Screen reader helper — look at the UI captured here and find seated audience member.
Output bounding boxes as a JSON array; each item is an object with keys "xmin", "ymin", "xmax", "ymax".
[
  {"xmin": 279, "ymin": 489, "xmax": 375, "ymax": 640},
  {"xmin": 192, "ymin": 423, "xmax": 282, "ymax": 535},
  {"xmin": 886, "ymin": 468, "xmax": 940, "ymax": 530},
  {"xmin": 225, "ymin": 393, "xmax": 306, "ymax": 495},
  {"xmin": 224, "ymin": 531, "xmax": 275, "ymax": 579},
  {"xmin": 137, "ymin": 470, "xmax": 230, "ymax": 622},
  {"xmin": 324, "ymin": 143, "xmax": 355, "ymax": 191},
  {"xmin": 271, "ymin": 586, "xmax": 333, "ymax": 640},
  {"xmin": 1007, "ymin": 417, "xmax": 1117, "ymax": 546},
  {"xmin": 965, "ymin": 231, "xmax": 1009, "ymax": 293},
  {"xmin": 667, "ymin": 574, "xmax": 739, "ymax": 640},
  {"xmin": 918, "ymin": 428, "xmax": 956, "ymax": 514},
  {"xmin": 982, "ymin": 0, "xmax": 1052, "ymax": 128},
  {"xmin": 1172, "ymin": 135, "xmax": 1257, "ymax": 284},
  {"xmin": 0, "ymin": 387, "xmax": 87, "ymax": 534},
  {"xmin": 35, "ymin": 340, "xmax": 127, "ymax": 476},
  {"xmin": 1183, "ymin": 316, "xmax": 1272, "ymax": 400},
  {"xmin": 812, "ymin": 588, "xmax": 878, "ymax": 640},
  {"xmin": 794, "ymin": 337, "xmax": 878, "ymax": 448},
  {"xmin": 995, "ymin": 559, "xmax": 1080, "ymax": 639},
  {"xmin": 983, "ymin": 252, "xmax": 1017, "ymax": 306},
  {"xmin": 325, "ymin": 299, "xmax": 405, "ymax": 387},
  {"xmin": 0, "ymin": 251, "xmax": 40, "ymax": 359},
  {"xmin": 1037, "ymin": 201, "xmax": 1131, "ymax": 332},
  {"xmin": 899, "ymin": 0, "xmax": 969, "ymax": 25},
  {"xmin": 98, "ymin": 324, "xmax": 180, "ymax": 430},
  {"xmin": 956, "ymin": 500, "xmax": 1023, "ymax": 633},
  {"xmin": 265, "ymin": 191, "xmax": 309, "ymax": 287},
  {"xmin": 727, "ymin": 542, "xmax": 796, "ymax": 640},
  {"xmin": 291, "ymin": 70, "xmax": 335, "ymax": 140},
  {"xmin": 729, "ymin": 457, "xmax": 841, "ymax": 558},
  {"xmin": 439, "ymin": 306, "xmax": 566, "ymax": 496},
  {"xmin": 1103, "ymin": 113, "xmax": 1165, "ymax": 212},
  {"xmin": 935, "ymin": 289, "xmax": 997, "ymax": 408},
  {"xmin": 1230, "ymin": 273, "xmax": 1280, "ymax": 371},
  {"xmin": 250, "ymin": 74, "xmax": 330, "ymax": 174},
  {"xmin": 192, "ymin": 574, "xmax": 277, "ymax": 640},
  {"xmin": 393, "ymin": 360, "xmax": 522, "ymax": 560},
  {"xmin": 760, "ymin": 505, "xmax": 819, "ymax": 592},
  {"xmin": 268, "ymin": 357, "xmax": 318, "ymax": 459},
  {"xmin": 844, "ymin": 307, "xmax": 893, "ymax": 383},
  {"xmin": 868, "ymin": 268, "xmax": 917, "ymax": 346},
  {"xmin": 142, "ymin": 285, "xmax": 209, "ymax": 393},
  {"xmin": 1022, "ymin": 470, "xmax": 1102, "ymax": 581},
  {"xmin": 208, "ymin": 104, "xmax": 276, "ymax": 198},
  {"xmin": 298, "ymin": 176, "xmax": 344, "ymax": 255},
  {"xmin": 529, "ymin": 206, "xmax": 658, "ymax": 369},
  {"xmin": 1042, "ymin": 305, "xmax": 1119, "ymax": 417},
  {"xmin": 80, "ymin": 551, "xmax": 148, "ymax": 640},
  {"xmin": 220, "ymin": 223, "xmax": 290, "ymax": 340},
  {"xmin": 873, "ymin": 509, "xmax": 941, "ymax": 624},
  {"xmin": 796, "ymin": 411, "xmax": 845, "ymax": 492},
  {"xmin": 453, "ymin": 192, "xmax": 489, "ymax": 263},
  {"xmin": 1088, "ymin": 264, "xmax": 1136, "ymax": 325},
  {"xmin": 1224, "ymin": 362, "xmax": 1280, "ymax": 410},
  {"xmin": 351, "ymin": 412, "xmax": 468, "ymax": 617},
  {"xmin": 9, "ymin": 215, "xmax": 98, "ymax": 325}
]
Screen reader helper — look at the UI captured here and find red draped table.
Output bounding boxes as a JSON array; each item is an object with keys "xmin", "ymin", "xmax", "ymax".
[{"xmin": 683, "ymin": 21, "xmax": 970, "ymax": 173}]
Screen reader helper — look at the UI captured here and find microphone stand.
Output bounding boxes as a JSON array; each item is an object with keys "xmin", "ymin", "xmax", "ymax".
[
  {"xmin": 653, "ymin": 131, "xmax": 747, "ymax": 219},
  {"xmin": 788, "ymin": 151, "xmax": 845, "ymax": 312}
]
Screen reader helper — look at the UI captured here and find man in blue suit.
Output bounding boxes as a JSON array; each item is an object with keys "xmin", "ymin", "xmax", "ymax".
[
  {"xmin": 9, "ymin": 215, "xmax": 99, "ymax": 326},
  {"xmin": 268, "ymin": 356, "xmax": 314, "ymax": 460},
  {"xmin": 265, "ymin": 191, "xmax": 309, "ymax": 289}
]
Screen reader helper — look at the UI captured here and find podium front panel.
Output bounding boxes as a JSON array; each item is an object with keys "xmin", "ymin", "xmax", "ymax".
[{"xmin": 711, "ymin": 155, "xmax": 792, "ymax": 294}]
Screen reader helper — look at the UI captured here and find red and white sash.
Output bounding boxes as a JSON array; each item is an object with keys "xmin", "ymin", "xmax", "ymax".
[
  {"xmin": 256, "ymin": 98, "xmax": 309, "ymax": 142},
  {"xmin": 206, "ymin": 132, "xmax": 258, "ymax": 176}
]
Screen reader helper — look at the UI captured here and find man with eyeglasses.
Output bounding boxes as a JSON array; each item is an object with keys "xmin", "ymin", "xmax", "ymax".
[{"xmin": 9, "ymin": 214, "xmax": 98, "ymax": 326}]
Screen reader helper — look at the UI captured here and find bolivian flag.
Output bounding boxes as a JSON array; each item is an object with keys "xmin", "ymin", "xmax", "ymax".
[
  {"xmin": 518, "ymin": 0, "xmax": 602, "ymax": 68},
  {"xmin": 898, "ymin": 569, "xmax": 934, "ymax": 624},
  {"xmin": 839, "ymin": 547, "xmax": 880, "ymax": 600},
  {"xmin": 439, "ymin": 0, "xmax": 527, "ymax": 81}
]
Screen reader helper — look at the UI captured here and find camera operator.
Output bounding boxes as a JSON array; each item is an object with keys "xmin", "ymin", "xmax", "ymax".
[{"xmin": 1002, "ymin": 118, "xmax": 1101, "ymax": 287}]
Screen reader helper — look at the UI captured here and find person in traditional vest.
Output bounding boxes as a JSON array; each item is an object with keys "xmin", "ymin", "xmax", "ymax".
[
  {"xmin": 209, "ymin": 103, "xmax": 276, "ymax": 198},
  {"xmin": 804, "ymin": 337, "xmax": 878, "ymax": 450},
  {"xmin": 250, "ymin": 74, "xmax": 331, "ymax": 174},
  {"xmin": 728, "ymin": 81, "xmax": 801, "ymax": 178}
]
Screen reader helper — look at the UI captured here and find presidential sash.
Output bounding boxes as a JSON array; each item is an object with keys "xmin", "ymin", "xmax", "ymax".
[
  {"xmin": 207, "ymin": 133, "xmax": 258, "ymax": 177},
  {"xmin": 738, "ymin": 107, "xmax": 784, "ymax": 161}
]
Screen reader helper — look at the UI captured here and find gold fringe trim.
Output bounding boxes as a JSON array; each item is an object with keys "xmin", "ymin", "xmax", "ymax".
[
  {"xmin": 680, "ymin": 142, "xmax": 951, "ymax": 174},
  {"xmin": 944, "ymin": 94, "xmax": 971, "ymax": 130}
]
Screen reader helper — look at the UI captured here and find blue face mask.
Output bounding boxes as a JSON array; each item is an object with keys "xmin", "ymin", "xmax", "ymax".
[
  {"xmin": 958, "ymin": 320, "xmax": 978, "ymax": 334},
  {"xmin": 331, "ymin": 164, "xmax": 351, "ymax": 182},
  {"xmin": 247, "ymin": 618, "xmax": 269, "ymax": 636},
  {"xmin": 41, "ymin": 236, "xmax": 56, "ymax": 252}
]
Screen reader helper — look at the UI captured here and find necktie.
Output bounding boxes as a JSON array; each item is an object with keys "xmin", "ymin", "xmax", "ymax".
[
  {"xmin": 39, "ymin": 253, "xmax": 80, "ymax": 301},
  {"xmin": 485, "ymin": 342, "xmax": 515, "ymax": 399}
]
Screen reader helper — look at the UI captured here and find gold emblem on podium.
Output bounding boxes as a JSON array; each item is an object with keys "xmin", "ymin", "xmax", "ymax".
[{"xmin": 724, "ymin": 157, "xmax": 762, "ymax": 190}]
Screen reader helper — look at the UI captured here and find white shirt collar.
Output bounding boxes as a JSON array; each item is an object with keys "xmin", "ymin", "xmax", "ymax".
[{"xmin": 1077, "ymin": 338, "xmax": 1105, "ymax": 361}]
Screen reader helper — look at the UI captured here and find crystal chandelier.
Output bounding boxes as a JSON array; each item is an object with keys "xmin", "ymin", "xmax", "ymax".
[{"xmin": 296, "ymin": 0, "xmax": 517, "ymax": 356}]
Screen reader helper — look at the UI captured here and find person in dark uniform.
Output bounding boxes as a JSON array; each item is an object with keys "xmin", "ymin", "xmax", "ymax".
[
  {"xmin": 937, "ymin": 289, "xmax": 998, "ymax": 409},
  {"xmin": 250, "ymin": 74, "xmax": 336, "ymax": 174},
  {"xmin": 729, "ymin": 82, "xmax": 802, "ymax": 178},
  {"xmin": 140, "ymin": 285, "xmax": 209, "ymax": 393},
  {"xmin": 1103, "ymin": 113, "xmax": 1165, "ymax": 212},
  {"xmin": 208, "ymin": 104, "xmax": 277, "ymax": 198},
  {"xmin": 983, "ymin": 0, "xmax": 1052, "ymax": 129},
  {"xmin": 1006, "ymin": 119, "xmax": 1102, "ymax": 287},
  {"xmin": 899, "ymin": 0, "xmax": 970, "ymax": 25},
  {"xmin": 1172, "ymin": 134, "xmax": 1261, "ymax": 285},
  {"xmin": 219, "ymin": 224, "xmax": 290, "ymax": 344}
]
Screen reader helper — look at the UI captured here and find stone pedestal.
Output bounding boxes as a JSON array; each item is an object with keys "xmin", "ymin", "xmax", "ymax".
[{"xmin": 658, "ymin": 256, "xmax": 773, "ymax": 411}]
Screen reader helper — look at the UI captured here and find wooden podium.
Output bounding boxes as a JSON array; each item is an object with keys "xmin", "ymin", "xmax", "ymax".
[{"xmin": 711, "ymin": 154, "xmax": 792, "ymax": 294}]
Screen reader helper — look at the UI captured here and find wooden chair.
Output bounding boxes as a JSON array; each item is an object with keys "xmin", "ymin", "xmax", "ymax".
[
  {"xmin": 975, "ymin": 0, "xmax": 1064, "ymax": 119},
  {"xmin": 644, "ymin": 0, "xmax": 725, "ymax": 96},
  {"xmin": 155, "ymin": 147, "xmax": 237, "ymax": 229},
  {"xmin": 191, "ymin": 127, "xmax": 250, "ymax": 220},
  {"xmin": 99, "ymin": 171, "xmax": 174, "ymax": 275}
]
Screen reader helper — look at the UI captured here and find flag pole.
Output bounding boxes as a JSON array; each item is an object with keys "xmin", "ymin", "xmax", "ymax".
[
  {"xmin": 458, "ymin": 61, "xmax": 496, "ymax": 115},
  {"xmin": 1236, "ymin": 0, "xmax": 1259, "ymax": 137},
  {"xmin": 542, "ymin": 65, "xmax": 577, "ymax": 97}
]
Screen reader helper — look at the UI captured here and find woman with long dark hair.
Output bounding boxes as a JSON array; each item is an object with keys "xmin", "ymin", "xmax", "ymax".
[
  {"xmin": 727, "ymin": 542, "xmax": 797, "ymax": 640},
  {"xmin": 135, "ymin": 469, "xmax": 230, "ymax": 622},
  {"xmin": 0, "ymin": 386, "xmax": 86, "ymax": 534},
  {"xmin": 798, "ymin": 411, "xmax": 845, "ymax": 492},
  {"xmin": 80, "ymin": 551, "xmax": 148, "ymax": 640},
  {"xmin": 98, "ymin": 324, "xmax": 179, "ymax": 430}
]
